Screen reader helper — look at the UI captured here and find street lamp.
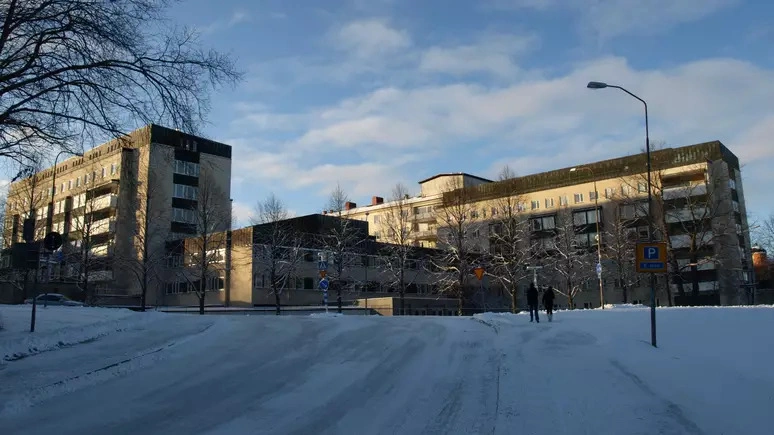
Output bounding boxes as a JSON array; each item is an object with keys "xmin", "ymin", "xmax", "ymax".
[
  {"xmin": 587, "ymin": 80, "xmax": 657, "ymax": 347},
  {"xmin": 570, "ymin": 166, "xmax": 604, "ymax": 309}
]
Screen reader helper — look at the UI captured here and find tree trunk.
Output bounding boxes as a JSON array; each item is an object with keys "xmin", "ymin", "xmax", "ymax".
[
  {"xmin": 510, "ymin": 289, "xmax": 517, "ymax": 313},
  {"xmin": 399, "ymin": 268, "xmax": 405, "ymax": 316},
  {"xmin": 274, "ymin": 291, "xmax": 281, "ymax": 315}
]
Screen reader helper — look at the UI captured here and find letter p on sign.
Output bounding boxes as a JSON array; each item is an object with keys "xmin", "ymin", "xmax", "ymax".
[{"xmin": 645, "ymin": 247, "xmax": 658, "ymax": 260}]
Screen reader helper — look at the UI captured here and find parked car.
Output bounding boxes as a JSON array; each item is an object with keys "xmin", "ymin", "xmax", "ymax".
[{"xmin": 23, "ymin": 293, "xmax": 84, "ymax": 306}]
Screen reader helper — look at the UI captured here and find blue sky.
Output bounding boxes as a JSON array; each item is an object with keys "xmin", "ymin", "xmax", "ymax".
[{"xmin": 155, "ymin": 1, "xmax": 774, "ymax": 227}]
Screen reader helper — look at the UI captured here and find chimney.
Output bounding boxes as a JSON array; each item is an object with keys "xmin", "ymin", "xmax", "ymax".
[
  {"xmin": 322, "ymin": 210, "xmax": 327, "ymax": 215},
  {"xmin": 344, "ymin": 201, "xmax": 357, "ymax": 210},
  {"xmin": 371, "ymin": 196, "xmax": 384, "ymax": 205}
]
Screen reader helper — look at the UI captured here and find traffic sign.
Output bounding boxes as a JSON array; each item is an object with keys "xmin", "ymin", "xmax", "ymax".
[
  {"xmin": 635, "ymin": 242, "xmax": 667, "ymax": 273},
  {"xmin": 44, "ymin": 231, "xmax": 63, "ymax": 251},
  {"xmin": 318, "ymin": 261, "xmax": 328, "ymax": 271},
  {"xmin": 596, "ymin": 262, "xmax": 602, "ymax": 278},
  {"xmin": 473, "ymin": 266, "xmax": 485, "ymax": 280},
  {"xmin": 319, "ymin": 270, "xmax": 326, "ymax": 278},
  {"xmin": 319, "ymin": 278, "xmax": 329, "ymax": 290}
]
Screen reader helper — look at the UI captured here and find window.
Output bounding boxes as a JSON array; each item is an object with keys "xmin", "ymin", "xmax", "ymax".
[
  {"xmin": 174, "ymin": 160, "xmax": 200, "ymax": 177},
  {"xmin": 573, "ymin": 193, "xmax": 584, "ymax": 204},
  {"xmin": 373, "ymin": 215, "xmax": 380, "ymax": 224},
  {"xmin": 589, "ymin": 191, "xmax": 598, "ymax": 200},
  {"xmin": 173, "ymin": 184, "xmax": 198, "ymax": 200},
  {"xmin": 101, "ymin": 167, "xmax": 106, "ymax": 178},
  {"xmin": 490, "ymin": 207, "xmax": 498, "ymax": 216},
  {"xmin": 172, "ymin": 207, "xmax": 196, "ymax": 223},
  {"xmin": 530, "ymin": 215, "xmax": 555, "ymax": 231},
  {"xmin": 470, "ymin": 210, "xmax": 479, "ymax": 218},
  {"xmin": 604, "ymin": 187, "xmax": 615, "ymax": 198},
  {"xmin": 638, "ymin": 182, "xmax": 647, "ymax": 193},
  {"xmin": 60, "ymin": 183, "xmax": 64, "ymax": 194},
  {"xmin": 75, "ymin": 178, "xmax": 80, "ymax": 187},
  {"xmin": 84, "ymin": 174, "xmax": 89, "ymax": 185},
  {"xmin": 621, "ymin": 185, "xmax": 632, "ymax": 195},
  {"xmin": 559, "ymin": 196, "xmax": 568, "ymax": 206},
  {"xmin": 545, "ymin": 198, "xmax": 555, "ymax": 208},
  {"xmin": 110, "ymin": 163, "xmax": 116, "ymax": 175},
  {"xmin": 517, "ymin": 202, "xmax": 527, "ymax": 212},
  {"xmin": 530, "ymin": 200, "xmax": 540, "ymax": 210},
  {"xmin": 573, "ymin": 209, "xmax": 598, "ymax": 225},
  {"xmin": 68, "ymin": 180, "xmax": 72, "ymax": 190}
]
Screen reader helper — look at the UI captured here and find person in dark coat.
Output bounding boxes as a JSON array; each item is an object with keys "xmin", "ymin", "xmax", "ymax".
[
  {"xmin": 527, "ymin": 283, "xmax": 539, "ymax": 323},
  {"xmin": 542, "ymin": 286, "xmax": 556, "ymax": 322}
]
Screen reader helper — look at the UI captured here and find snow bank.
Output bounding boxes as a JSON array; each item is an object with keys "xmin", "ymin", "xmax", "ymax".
[
  {"xmin": 309, "ymin": 312, "xmax": 344, "ymax": 318},
  {"xmin": 0, "ymin": 305, "xmax": 158, "ymax": 363}
]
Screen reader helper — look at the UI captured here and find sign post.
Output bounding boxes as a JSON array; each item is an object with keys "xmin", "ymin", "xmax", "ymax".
[
  {"xmin": 525, "ymin": 265, "xmax": 543, "ymax": 288},
  {"xmin": 318, "ymin": 253, "xmax": 330, "ymax": 313},
  {"xmin": 473, "ymin": 266, "xmax": 486, "ymax": 311},
  {"xmin": 635, "ymin": 242, "xmax": 667, "ymax": 348}
]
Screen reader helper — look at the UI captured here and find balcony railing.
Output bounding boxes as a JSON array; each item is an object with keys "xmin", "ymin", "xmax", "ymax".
[{"xmin": 412, "ymin": 211, "xmax": 436, "ymax": 223}]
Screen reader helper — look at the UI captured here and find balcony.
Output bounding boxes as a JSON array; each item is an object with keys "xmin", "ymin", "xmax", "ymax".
[
  {"xmin": 665, "ymin": 207, "xmax": 709, "ymax": 223},
  {"xmin": 663, "ymin": 183, "xmax": 707, "ymax": 200},
  {"xmin": 412, "ymin": 211, "xmax": 436, "ymax": 223},
  {"xmin": 91, "ymin": 194, "xmax": 118, "ymax": 211},
  {"xmin": 414, "ymin": 229, "xmax": 438, "ymax": 241},
  {"xmin": 90, "ymin": 218, "xmax": 116, "ymax": 235}
]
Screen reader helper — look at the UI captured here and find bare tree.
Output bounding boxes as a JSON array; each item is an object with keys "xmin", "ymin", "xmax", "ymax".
[
  {"xmin": 0, "ymin": 0, "xmax": 242, "ymax": 164},
  {"xmin": 179, "ymin": 169, "xmax": 230, "ymax": 315},
  {"xmin": 544, "ymin": 206, "xmax": 596, "ymax": 309},
  {"xmin": 64, "ymin": 164, "xmax": 117, "ymax": 305},
  {"xmin": 488, "ymin": 166, "xmax": 533, "ymax": 313},
  {"xmin": 432, "ymin": 177, "xmax": 483, "ymax": 315},
  {"xmin": 604, "ymin": 198, "xmax": 639, "ymax": 304},
  {"xmin": 619, "ymin": 162, "xmax": 742, "ymax": 305},
  {"xmin": 754, "ymin": 214, "xmax": 774, "ymax": 252},
  {"xmin": 321, "ymin": 183, "xmax": 362, "ymax": 313},
  {"xmin": 116, "ymin": 164, "xmax": 167, "ymax": 311},
  {"xmin": 379, "ymin": 183, "xmax": 418, "ymax": 315},
  {"xmin": 251, "ymin": 193, "xmax": 302, "ymax": 315}
]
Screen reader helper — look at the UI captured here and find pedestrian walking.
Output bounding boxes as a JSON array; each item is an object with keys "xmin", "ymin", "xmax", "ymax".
[
  {"xmin": 543, "ymin": 286, "xmax": 556, "ymax": 322},
  {"xmin": 527, "ymin": 283, "xmax": 539, "ymax": 323}
]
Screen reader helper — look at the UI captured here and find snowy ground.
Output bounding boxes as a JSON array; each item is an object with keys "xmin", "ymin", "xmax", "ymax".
[{"xmin": 0, "ymin": 304, "xmax": 772, "ymax": 435}]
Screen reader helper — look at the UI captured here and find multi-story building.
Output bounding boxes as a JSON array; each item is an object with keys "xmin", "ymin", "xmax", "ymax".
[
  {"xmin": 2, "ymin": 124, "xmax": 232, "ymax": 300},
  {"xmin": 165, "ymin": 214, "xmax": 446, "ymax": 312},
  {"xmin": 341, "ymin": 141, "xmax": 753, "ymax": 307}
]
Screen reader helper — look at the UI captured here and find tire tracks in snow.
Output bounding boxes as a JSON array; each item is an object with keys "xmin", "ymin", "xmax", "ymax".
[{"xmin": 0, "ymin": 321, "xmax": 216, "ymax": 417}]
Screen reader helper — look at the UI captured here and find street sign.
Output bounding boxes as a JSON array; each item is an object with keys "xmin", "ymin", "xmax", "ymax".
[
  {"xmin": 596, "ymin": 262, "xmax": 602, "ymax": 278},
  {"xmin": 44, "ymin": 232, "xmax": 63, "ymax": 251},
  {"xmin": 473, "ymin": 267, "xmax": 485, "ymax": 280},
  {"xmin": 319, "ymin": 278, "xmax": 329, "ymax": 290},
  {"xmin": 635, "ymin": 242, "xmax": 668, "ymax": 273},
  {"xmin": 318, "ymin": 261, "xmax": 328, "ymax": 271},
  {"xmin": 319, "ymin": 270, "xmax": 327, "ymax": 278}
]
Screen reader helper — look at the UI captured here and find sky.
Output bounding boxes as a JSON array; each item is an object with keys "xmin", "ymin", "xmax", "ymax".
[{"xmin": 7, "ymin": 0, "xmax": 774, "ymax": 232}]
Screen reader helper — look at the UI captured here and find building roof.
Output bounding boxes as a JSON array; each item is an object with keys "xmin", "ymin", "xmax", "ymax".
[
  {"xmin": 417, "ymin": 172, "xmax": 493, "ymax": 185},
  {"xmin": 443, "ymin": 140, "xmax": 738, "ymax": 204}
]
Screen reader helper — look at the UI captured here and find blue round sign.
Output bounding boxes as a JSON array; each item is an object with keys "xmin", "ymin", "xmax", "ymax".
[{"xmin": 319, "ymin": 278, "xmax": 329, "ymax": 290}]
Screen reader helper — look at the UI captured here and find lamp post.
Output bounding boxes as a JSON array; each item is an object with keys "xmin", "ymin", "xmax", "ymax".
[
  {"xmin": 587, "ymin": 81, "xmax": 657, "ymax": 347},
  {"xmin": 570, "ymin": 166, "xmax": 604, "ymax": 309}
]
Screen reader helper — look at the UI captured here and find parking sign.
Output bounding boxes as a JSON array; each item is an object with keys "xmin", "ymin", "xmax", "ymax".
[{"xmin": 635, "ymin": 242, "xmax": 667, "ymax": 273}]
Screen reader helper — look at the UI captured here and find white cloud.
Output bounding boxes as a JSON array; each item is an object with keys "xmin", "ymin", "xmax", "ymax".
[
  {"xmin": 329, "ymin": 19, "xmax": 411, "ymax": 59},
  {"xmin": 489, "ymin": 0, "xmax": 739, "ymax": 40},
  {"xmin": 229, "ymin": 55, "xmax": 774, "ymax": 218},
  {"xmin": 418, "ymin": 34, "xmax": 538, "ymax": 78}
]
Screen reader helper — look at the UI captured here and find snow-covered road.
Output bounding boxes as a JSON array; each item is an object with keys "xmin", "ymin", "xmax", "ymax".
[{"xmin": 1, "ymin": 308, "xmax": 772, "ymax": 434}]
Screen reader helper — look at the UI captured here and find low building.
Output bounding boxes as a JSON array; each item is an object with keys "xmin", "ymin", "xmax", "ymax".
[{"xmin": 162, "ymin": 214, "xmax": 443, "ymax": 310}]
